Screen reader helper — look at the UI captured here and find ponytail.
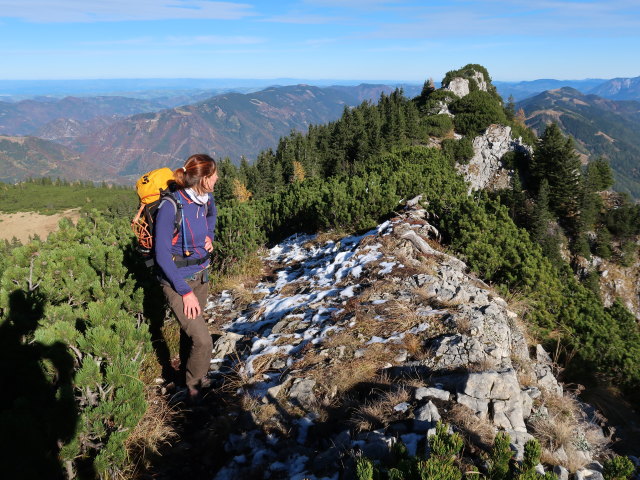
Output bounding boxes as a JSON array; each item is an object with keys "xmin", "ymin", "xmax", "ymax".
[{"xmin": 171, "ymin": 154, "xmax": 216, "ymax": 190}]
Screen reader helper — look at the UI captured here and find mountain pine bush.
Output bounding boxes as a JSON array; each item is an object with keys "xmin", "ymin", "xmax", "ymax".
[{"xmin": 0, "ymin": 211, "xmax": 150, "ymax": 478}]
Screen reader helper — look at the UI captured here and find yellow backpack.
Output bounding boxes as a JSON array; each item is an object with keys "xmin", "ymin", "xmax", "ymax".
[{"xmin": 131, "ymin": 168, "xmax": 179, "ymax": 258}]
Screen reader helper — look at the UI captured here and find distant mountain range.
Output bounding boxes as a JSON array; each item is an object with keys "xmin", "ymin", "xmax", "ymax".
[
  {"xmin": 517, "ymin": 87, "xmax": 640, "ymax": 197},
  {"xmin": 0, "ymin": 96, "xmax": 165, "ymax": 136},
  {"xmin": 496, "ymin": 75, "xmax": 640, "ymax": 102},
  {"xmin": 1, "ymin": 76, "xmax": 638, "ymax": 191},
  {"xmin": 0, "ymin": 135, "xmax": 108, "ymax": 183},
  {"xmin": 0, "ymin": 83, "xmax": 421, "ymax": 182}
]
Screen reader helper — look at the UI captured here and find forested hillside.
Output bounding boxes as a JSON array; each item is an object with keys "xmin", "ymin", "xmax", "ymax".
[
  {"xmin": 1, "ymin": 64, "xmax": 639, "ymax": 479},
  {"xmin": 517, "ymin": 87, "xmax": 640, "ymax": 197}
]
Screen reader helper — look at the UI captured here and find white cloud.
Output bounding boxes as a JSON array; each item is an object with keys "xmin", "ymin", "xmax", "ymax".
[
  {"xmin": 302, "ymin": 0, "xmax": 403, "ymax": 7},
  {"xmin": 0, "ymin": 0, "xmax": 255, "ymax": 22},
  {"xmin": 80, "ymin": 37, "xmax": 155, "ymax": 46},
  {"xmin": 360, "ymin": 0, "xmax": 640, "ymax": 39},
  {"xmin": 165, "ymin": 35, "xmax": 265, "ymax": 45},
  {"xmin": 260, "ymin": 13, "xmax": 343, "ymax": 24}
]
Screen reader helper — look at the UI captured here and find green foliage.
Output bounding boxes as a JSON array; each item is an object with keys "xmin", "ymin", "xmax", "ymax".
[
  {"xmin": 603, "ymin": 456, "xmax": 636, "ymax": 480},
  {"xmin": 586, "ymin": 158, "xmax": 615, "ymax": 192},
  {"xmin": 0, "ymin": 211, "xmax": 150, "ymax": 478},
  {"xmin": 423, "ymin": 114, "xmax": 454, "ymax": 137},
  {"xmin": 212, "ymin": 201, "xmax": 267, "ymax": 273},
  {"xmin": 594, "ymin": 227, "xmax": 613, "ymax": 259},
  {"xmin": 530, "ymin": 180, "xmax": 563, "ymax": 267},
  {"xmin": 256, "ymin": 146, "xmax": 467, "ymax": 244},
  {"xmin": 358, "ymin": 422, "xmax": 466, "ymax": 480},
  {"xmin": 488, "ymin": 432, "xmax": 513, "ymax": 480},
  {"xmin": 450, "ymin": 90, "xmax": 508, "ymax": 137},
  {"xmin": 417, "ymin": 89, "xmax": 460, "ymax": 116},
  {"xmin": 0, "ymin": 179, "xmax": 136, "ymax": 216},
  {"xmin": 442, "ymin": 64, "xmax": 497, "ymax": 97},
  {"xmin": 441, "ymin": 137, "xmax": 475, "ymax": 165},
  {"xmin": 356, "ymin": 456, "xmax": 376, "ymax": 480},
  {"xmin": 486, "ymin": 435, "xmax": 554, "ymax": 480},
  {"xmin": 429, "ymin": 421, "xmax": 464, "ymax": 460},
  {"xmin": 531, "ymin": 123, "xmax": 582, "ymax": 218},
  {"xmin": 604, "ymin": 198, "xmax": 640, "ymax": 240}
]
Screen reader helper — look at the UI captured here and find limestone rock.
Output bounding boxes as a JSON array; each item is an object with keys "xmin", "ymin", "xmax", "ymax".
[
  {"xmin": 212, "ymin": 331, "xmax": 243, "ymax": 359},
  {"xmin": 288, "ymin": 378, "xmax": 317, "ymax": 407},
  {"xmin": 456, "ymin": 370, "xmax": 528, "ymax": 432},
  {"xmin": 415, "ymin": 386, "xmax": 450, "ymax": 402}
]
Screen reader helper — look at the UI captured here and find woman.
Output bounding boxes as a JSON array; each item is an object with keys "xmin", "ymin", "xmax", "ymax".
[{"xmin": 154, "ymin": 153, "xmax": 218, "ymax": 401}]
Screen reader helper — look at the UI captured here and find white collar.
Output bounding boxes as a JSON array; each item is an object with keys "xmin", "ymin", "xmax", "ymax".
[{"xmin": 185, "ymin": 188, "xmax": 209, "ymax": 205}]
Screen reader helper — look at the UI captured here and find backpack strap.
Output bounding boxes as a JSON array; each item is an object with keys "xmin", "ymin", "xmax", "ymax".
[{"xmin": 159, "ymin": 190, "xmax": 183, "ymax": 235}]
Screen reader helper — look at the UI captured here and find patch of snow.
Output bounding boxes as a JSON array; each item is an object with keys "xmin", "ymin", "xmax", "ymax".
[
  {"xmin": 379, "ymin": 261, "xmax": 397, "ymax": 275},
  {"xmin": 340, "ymin": 284, "xmax": 359, "ymax": 298}
]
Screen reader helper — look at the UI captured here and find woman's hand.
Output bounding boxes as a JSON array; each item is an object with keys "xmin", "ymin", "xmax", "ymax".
[
  {"xmin": 182, "ymin": 292, "xmax": 201, "ymax": 319},
  {"xmin": 204, "ymin": 236, "xmax": 213, "ymax": 252}
]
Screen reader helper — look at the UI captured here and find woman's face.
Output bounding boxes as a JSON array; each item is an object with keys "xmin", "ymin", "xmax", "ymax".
[{"xmin": 201, "ymin": 171, "xmax": 218, "ymax": 192}]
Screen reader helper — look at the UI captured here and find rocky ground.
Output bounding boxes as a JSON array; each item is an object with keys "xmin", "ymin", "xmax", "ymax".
[{"xmin": 146, "ymin": 200, "xmax": 639, "ymax": 480}]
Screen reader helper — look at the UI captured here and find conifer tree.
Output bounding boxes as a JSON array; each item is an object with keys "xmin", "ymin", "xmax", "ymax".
[
  {"xmin": 586, "ymin": 158, "xmax": 614, "ymax": 192},
  {"xmin": 531, "ymin": 123, "xmax": 582, "ymax": 219},
  {"xmin": 528, "ymin": 180, "xmax": 563, "ymax": 267}
]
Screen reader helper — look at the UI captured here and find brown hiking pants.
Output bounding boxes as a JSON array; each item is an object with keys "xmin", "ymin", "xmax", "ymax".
[{"xmin": 161, "ymin": 270, "xmax": 212, "ymax": 390}]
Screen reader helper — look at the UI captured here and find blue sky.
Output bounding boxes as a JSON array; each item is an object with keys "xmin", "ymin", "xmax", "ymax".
[{"xmin": 1, "ymin": 0, "xmax": 639, "ymax": 82}]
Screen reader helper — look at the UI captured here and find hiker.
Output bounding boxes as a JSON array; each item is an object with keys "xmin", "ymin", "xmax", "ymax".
[{"xmin": 154, "ymin": 153, "xmax": 218, "ymax": 401}]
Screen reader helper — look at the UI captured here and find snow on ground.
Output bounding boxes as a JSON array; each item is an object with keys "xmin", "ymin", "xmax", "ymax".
[{"xmin": 216, "ymin": 221, "xmax": 396, "ymax": 385}]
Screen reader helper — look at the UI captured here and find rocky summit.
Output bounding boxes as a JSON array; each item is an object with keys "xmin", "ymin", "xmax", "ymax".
[{"xmin": 178, "ymin": 200, "xmax": 622, "ymax": 480}]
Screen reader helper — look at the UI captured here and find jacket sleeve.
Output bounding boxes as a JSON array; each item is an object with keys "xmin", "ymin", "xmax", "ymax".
[
  {"xmin": 155, "ymin": 200, "xmax": 192, "ymax": 296},
  {"xmin": 206, "ymin": 194, "xmax": 217, "ymax": 242}
]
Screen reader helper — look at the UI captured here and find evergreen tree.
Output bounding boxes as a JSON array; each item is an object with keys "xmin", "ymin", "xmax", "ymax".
[
  {"xmin": 530, "ymin": 179, "xmax": 563, "ymax": 266},
  {"xmin": 505, "ymin": 94, "xmax": 516, "ymax": 120},
  {"xmin": 214, "ymin": 157, "xmax": 240, "ymax": 204},
  {"xmin": 531, "ymin": 123, "xmax": 582, "ymax": 219},
  {"xmin": 586, "ymin": 158, "xmax": 614, "ymax": 192}
]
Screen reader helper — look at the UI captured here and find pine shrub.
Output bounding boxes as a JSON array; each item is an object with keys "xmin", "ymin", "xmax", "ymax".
[{"xmin": 0, "ymin": 211, "xmax": 151, "ymax": 478}]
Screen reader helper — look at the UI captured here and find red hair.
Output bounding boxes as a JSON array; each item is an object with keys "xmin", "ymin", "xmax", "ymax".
[{"xmin": 171, "ymin": 153, "xmax": 217, "ymax": 190}]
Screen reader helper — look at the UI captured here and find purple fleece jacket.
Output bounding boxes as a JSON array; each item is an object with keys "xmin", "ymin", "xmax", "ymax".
[{"xmin": 154, "ymin": 189, "xmax": 217, "ymax": 296}]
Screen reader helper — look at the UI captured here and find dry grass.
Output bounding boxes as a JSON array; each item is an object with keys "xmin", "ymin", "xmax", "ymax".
[
  {"xmin": 123, "ymin": 388, "xmax": 179, "ymax": 475},
  {"xmin": 352, "ymin": 386, "xmax": 411, "ymax": 432},
  {"xmin": 300, "ymin": 340, "xmax": 399, "ymax": 398},
  {"xmin": 209, "ymin": 250, "xmax": 265, "ymax": 295},
  {"xmin": 413, "ymin": 286, "xmax": 463, "ymax": 311},
  {"xmin": 400, "ymin": 333, "xmax": 424, "ymax": 359},
  {"xmin": 447, "ymin": 403, "xmax": 496, "ymax": 450},
  {"xmin": 467, "ymin": 355, "xmax": 498, "ymax": 373},
  {"xmin": 454, "ymin": 315, "xmax": 472, "ymax": 336},
  {"xmin": 250, "ymin": 352, "xmax": 288, "ymax": 376},
  {"xmin": 358, "ymin": 279, "xmax": 400, "ymax": 304},
  {"xmin": 530, "ymin": 391, "xmax": 609, "ymax": 472},
  {"xmin": 302, "ymin": 229, "xmax": 349, "ymax": 248},
  {"xmin": 515, "ymin": 364, "xmax": 537, "ymax": 388},
  {"xmin": 161, "ymin": 318, "xmax": 181, "ymax": 362},
  {"xmin": 277, "ymin": 281, "xmax": 305, "ymax": 297}
]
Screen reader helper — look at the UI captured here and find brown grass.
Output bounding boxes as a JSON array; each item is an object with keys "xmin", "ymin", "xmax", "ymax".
[
  {"xmin": 123, "ymin": 388, "xmax": 179, "ymax": 475},
  {"xmin": 530, "ymin": 390, "xmax": 609, "ymax": 472},
  {"xmin": 300, "ymin": 340, "xmax": 399, "ymax": 398},
  {"xmin": 467, "ymin": 355, "xmax": 497, "ymax": 373},
  {"xmin": 447, "ymin": 403, "xmax": 496, "ymax": 449},
  {"xmin": 250, "ymin": 352, "xmax": 288, "ymax": 376},
  {"xmin": 209, "ymin": 250, "xmax": 265, "ymax": 295},
  {"xmin": 352, "ymin": 386, "xmax": 411, "ymax": 432},
  {"xmin": 413, "ymin": 286, "xmax": 463, "ymax": 311},
  {"xmin": 302, "ymin": 229, "xmax": 349, "ymax": 248}
]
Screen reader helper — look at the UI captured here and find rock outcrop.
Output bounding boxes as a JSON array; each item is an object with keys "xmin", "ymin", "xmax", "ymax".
[
  {"xmin": 444, "ymin": 71, "xmax": 489, "ymax": 98},
  {"xmin": 200, "ymin": 201, "xmax": 610, "ymax": 479},
  {"xmin": 456, "ymin": 124, "xmax": 532, "ymax": 191}
]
